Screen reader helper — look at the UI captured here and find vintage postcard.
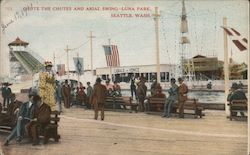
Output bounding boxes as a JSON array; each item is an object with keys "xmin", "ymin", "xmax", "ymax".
[{"xmin": 0, "ymin": 0, "xmax": 249, "ymax": 155}]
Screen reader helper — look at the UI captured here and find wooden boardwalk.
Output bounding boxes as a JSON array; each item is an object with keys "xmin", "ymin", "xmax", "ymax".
[{"xmin": 0, "ymin": 107, "xmax": 247, "ymax": 155}]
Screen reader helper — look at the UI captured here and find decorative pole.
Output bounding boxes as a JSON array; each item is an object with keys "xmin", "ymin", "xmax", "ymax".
[
  {"xmin": 153, "ymin": 7, "xmax": 161, "ymax": 83},
  {"xmin": 66, "ymin": 45, "xmax": 70, "ymax": 81},
  {"xmin": 223, "ymin": 17, "xmax": 230, "ymax": 116},
  {"xmin": 88, "ymin": 31, "xmax": 95, "ymax": 75},
  {"xmin": 108, "ymin": 39, "xmax": 112, "ymax": 83}
]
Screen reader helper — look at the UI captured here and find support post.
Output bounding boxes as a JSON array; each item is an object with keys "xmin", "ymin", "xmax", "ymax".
[
  {"xmin": 66, "ymin": 45, "xmax": 70, "ymax": 81},
  {"xmin": 153, "ymin": 7, "xmax": 161, "ymax": 83},
  {"xmin": 223, "ymin": 17, "xmax": 230, "ymax": 116}
]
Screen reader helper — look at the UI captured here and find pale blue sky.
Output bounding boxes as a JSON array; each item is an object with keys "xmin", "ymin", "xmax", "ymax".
[{"xmin": 1, "ymin": 0, "xmax": 249, "ymax": 71}]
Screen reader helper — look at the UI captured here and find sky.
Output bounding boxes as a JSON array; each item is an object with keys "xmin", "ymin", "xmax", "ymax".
[{"xmin": 0, "ymin": 0, "xmax": 249, "ymax": 72}]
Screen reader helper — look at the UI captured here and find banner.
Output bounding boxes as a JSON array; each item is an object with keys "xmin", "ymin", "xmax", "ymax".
[{"xmin": 73, "ymin": 57, "xmax": 83, "ymax": 74}]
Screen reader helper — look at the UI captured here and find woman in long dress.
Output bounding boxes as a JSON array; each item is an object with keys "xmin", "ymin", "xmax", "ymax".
[{"xmin": 38, "ymin": 61, "xmax": 56, "ymax": 111}]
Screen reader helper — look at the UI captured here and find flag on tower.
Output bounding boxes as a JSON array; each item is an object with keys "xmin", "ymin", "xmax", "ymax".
[
  {"xmin": 221, "ymin": 26, "xmax": 248, "ymax": 51},
  {"xmin": 103, "ymin": 45, "xmax": 120, "ymax": 67}
]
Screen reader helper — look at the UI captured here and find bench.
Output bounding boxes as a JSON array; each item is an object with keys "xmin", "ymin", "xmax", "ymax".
[
  {"xmin": 148, "ymin": 97, "xmax": 165, "ymax": 112},
  {"xmin": 173, "ymin": 98, "xmax": 204, "ymax": 118},
  {"xmin": 39, "ymin": 111, "xmax": 61, "ymax": 144},
  {"xmin": 228, "ymin": 100, "xmax": 247, "ymax": 121},
  {"xmin": 105, "ymin": 96, "xmax": 138, "ymax": 112},
  {"xmin": 0, "ymin": 102, "xmax": 22, "ymax": 132}
]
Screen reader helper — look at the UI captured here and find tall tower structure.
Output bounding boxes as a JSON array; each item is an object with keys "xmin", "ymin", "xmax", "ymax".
[
  {"xmin": 8, "ymin": 37, "xmax": 43, "ymax": 80},
  {"xmin": 179, "ymin": 0, "xmax": 195, "ymax": 81}
]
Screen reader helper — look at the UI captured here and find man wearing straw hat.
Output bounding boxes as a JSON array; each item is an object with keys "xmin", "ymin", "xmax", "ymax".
[{"xmin": 38, "ymin": 61, "xmax": 56, "ymax": 111}]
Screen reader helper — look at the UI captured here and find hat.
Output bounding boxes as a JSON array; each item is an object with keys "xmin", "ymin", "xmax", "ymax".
[
  {"xmin": 170, "ymin": 78, "xmax": 176, "ymax": 83},
  {"xmin": 44, "ymin": 61, "xmax": 53, "ymax": 67},
  {"xmin": 2, "ymin": 82, "xmax": 12, "ymax": 86},
  {"xmin": 231, "ymin": 83, "xmax": 238, "ymax": 90},
  {"xmin": 96, "ymin": 77, "xmax": 102, "ymax": 83},
  {"xmin": 178, "ymin": 77, "xmax": 183, "ymax": 82}
]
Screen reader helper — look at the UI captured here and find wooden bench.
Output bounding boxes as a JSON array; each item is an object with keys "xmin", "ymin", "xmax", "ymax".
[
  {"xmin": 0, "ymin": 102, "xmax": 22, "ymax": 133},
  {"xmin": 173, "ymin": 98, "xmax": 204, "ymax": 118},
  {"xmin": 228, "ymin": 100, "xmax": 247, "ymax": 121},
  {"xmin": 148, "ymin": 97, "xmax": 165, "ymax": 112},
  {"xmin": 39, "ymin": 111, "xmax": 61, "ymax": 144},
  {"xmin": 105, "ymin": 96, "xmax": 138, "ymax": 112}
]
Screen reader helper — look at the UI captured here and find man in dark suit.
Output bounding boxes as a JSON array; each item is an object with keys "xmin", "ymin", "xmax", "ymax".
[
  {"xmin": 62, "ymin": 80, "xmax": 71, "ymax": 108},
  {"xmin": 91, "ymin": 78, "xmax": 107, "ymax": 120},
  {"xmin": 4, "ymin": 93, "xmax": 37, "ymax": 146},
  {"xmin": 1, "ymin": 82, "xmax": 12, "ymax": 109},
  {"xmin": 26, "ymin": 95, "xmax": 51, "ymax": 145}
]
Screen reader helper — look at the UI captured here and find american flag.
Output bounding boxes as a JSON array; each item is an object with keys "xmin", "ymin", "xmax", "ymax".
[
  {"xmin": 103, "ymin": 45, "xmax": 120, "ymax": 67},
  {"xmin": 222, "ymin": 26, "xmax": 248, "ymax": 51},
  {"xmin": 57, "ymin": 64, "xmax": 65, "ymax": 76}
]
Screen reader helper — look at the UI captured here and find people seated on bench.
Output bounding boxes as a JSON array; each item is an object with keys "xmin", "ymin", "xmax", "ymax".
[
  {"xmin": 144, "ymin": 83, "xmax": 166, "ymax": 111},
  {"xmin": 0, "ymin": 93, "xmax": 22, "ymax": 126},
  {"xmin": 136, "ymin": 78, "xmax": 147, "ymax": 112},
  {"xmin": 26, "ymin": 95, "xmax": 51, "ymax": 146},
  {"xmin": 178, "ymin": 78, "xmax": 188, "ymax": 118},
  {"xmin": 4, "ymin": 92, "xmax": 37, "ymax": 146},
  {"xmin": 162, "ymin": 78, "xmax": 179, "ymax": 118},
  {"xmin": 105, "ymin": 79, "xmax": 113, "ymax": 94},
  {"xmin": 227, "ymin": 83, "xmax": 247, "ymax": 117},
  {"xmin": 112, "ymin": 81, "xmax": 122, "ymax": 97}
]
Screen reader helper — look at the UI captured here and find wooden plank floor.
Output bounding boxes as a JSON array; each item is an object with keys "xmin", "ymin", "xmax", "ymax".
[{"xmin": 0, "ymin": 107, "xmax": 247, "ymax": 155}]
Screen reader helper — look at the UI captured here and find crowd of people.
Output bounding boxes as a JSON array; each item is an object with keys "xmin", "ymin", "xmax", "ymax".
[{"xmin": 0, "ymin": 61, "xmax": 248, "ymax": 147}]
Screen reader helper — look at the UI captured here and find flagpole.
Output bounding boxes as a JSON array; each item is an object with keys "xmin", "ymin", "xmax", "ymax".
[
  {"xmin": 66, "ymin": 45, "xmax": 70, "ymax": 81},
  {"xmin": 108, "ymin": 39, "xmax": 112, "ymax": 83},
  {"xmin": 153, "ymin": 7, "xmax": 161, "ymax": 83},
  {"xmin": 77, "ymin": 52, "xmax": 80, "ymax": 87},
  {"xmin": 88, "ymin": 31, "xmax": 95, "ymax": 75},
  {"xmin": 53, "ymin": 52, "xmax": 56, "ymax": 72},
  {"xmin": 223, "ymin": 17, "xmax": 230, "ymax": 116}
]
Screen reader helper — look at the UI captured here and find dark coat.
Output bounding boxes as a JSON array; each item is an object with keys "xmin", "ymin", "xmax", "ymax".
[
  {"xmin": 91, "ymin": 83, "xmax": 107, "ymax": 105},
  {"xmin": 227, "ymin": 90, "xmax": 247, "ymax": 102},
  {"xmin": 35, "ymin": 103, "xmax": 51, "ymax": 126},
  {"xmin": 62, "ymin": 84, "xmax": 71, "ymax": 98},
  {"xmin": 2, "ymin": 87, "xmax": 12, "ymax": 98},
  {"xmin": 136, "ymin": 83, "xmax": 147, "ymax": 100},
  {"xmin": 178, "ymin": 83, "xmax": 188, "ymax": 102}
]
